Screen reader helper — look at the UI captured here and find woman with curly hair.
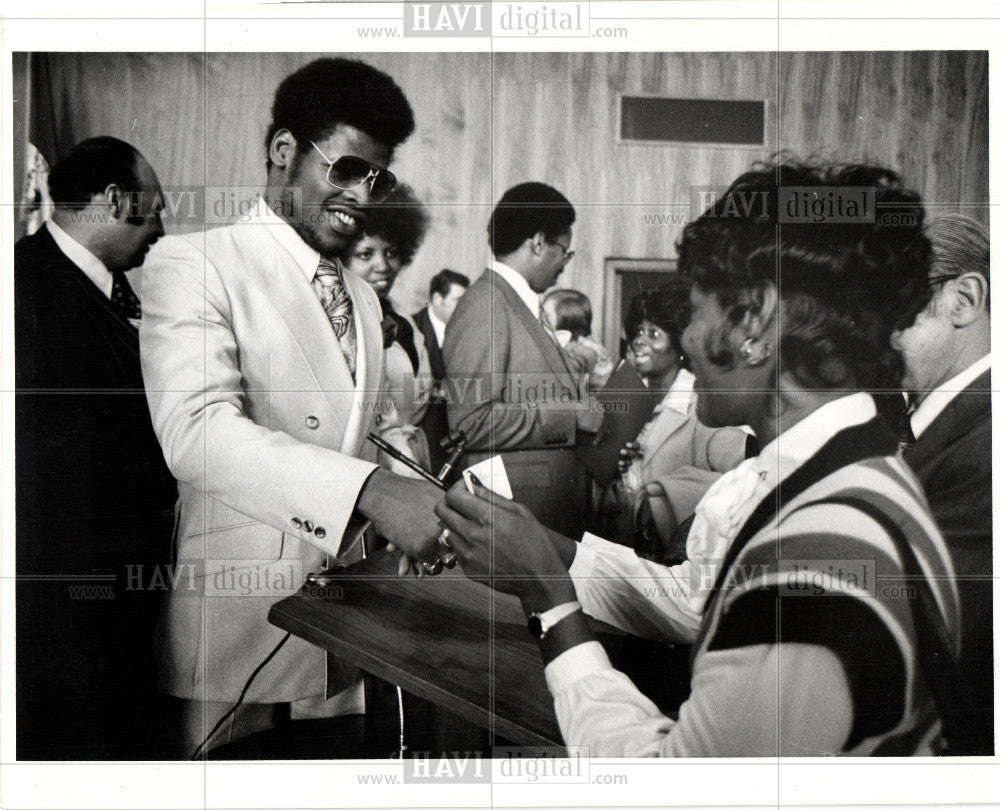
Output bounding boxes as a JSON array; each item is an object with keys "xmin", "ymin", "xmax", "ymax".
[
  {"xmin": 343, "ymin": 184, "xmax": 433, "ymax": 469},
  {"xmin": 611, "ymin": 280, "xmax": 749, "ymax": 550},
  {"xmin": 435, "ymin": 160, "xmax": 963, "ymax": 756}
]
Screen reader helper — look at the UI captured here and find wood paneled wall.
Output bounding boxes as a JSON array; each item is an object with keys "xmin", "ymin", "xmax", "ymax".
[{"xmin": 28, "ymin": 51, "xmax": 988, "ymax": 337}]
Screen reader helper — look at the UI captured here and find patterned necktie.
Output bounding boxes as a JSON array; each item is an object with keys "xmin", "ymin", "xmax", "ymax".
[
  {"xmin": 312, "ymin": 257, "xmax": 357, "ymax": 378},
  {"xmin": 111, "ymin": 269, "xmax": 141, "ymax": 321},
  {"xmin": 313, "ymin": 258, "xmax": 353, "ymax": 337}
]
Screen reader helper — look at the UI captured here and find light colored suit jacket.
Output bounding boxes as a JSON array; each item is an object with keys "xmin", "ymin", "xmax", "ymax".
[
  {"xmin": 625, "ymin": 369, "xmax": 748, "ymax": 524},
  {"xmin": 443, "ymin": 269, "xmax": 580, "ymax": 451},
  {"xmin": 140, "ymin": 202, "xmax": 386, "ymax": 703}
]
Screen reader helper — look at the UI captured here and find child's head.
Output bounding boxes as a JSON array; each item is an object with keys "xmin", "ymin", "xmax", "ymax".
[{"xmin": 542, "ymin": 288, "xmax": 593, "ymax": 339}]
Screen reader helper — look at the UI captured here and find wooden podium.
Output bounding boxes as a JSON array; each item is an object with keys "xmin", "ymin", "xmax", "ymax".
[{"xmin": 268, "ymin": 549, "xmax": 564, "ymax": 747}]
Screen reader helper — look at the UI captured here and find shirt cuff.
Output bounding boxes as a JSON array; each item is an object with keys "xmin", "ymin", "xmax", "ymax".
[
  {"xmin": 570, "ymin": 531, "xmax": 638, "ymax": 580},
  {"xmin": 544, "ymin": 640, "xmax": 614, "ymax": 695}
]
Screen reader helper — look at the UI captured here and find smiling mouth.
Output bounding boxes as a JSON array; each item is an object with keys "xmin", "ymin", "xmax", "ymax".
[{"xmin": 324, "ymin": 207, "xmax": 363, "ymax": 235}]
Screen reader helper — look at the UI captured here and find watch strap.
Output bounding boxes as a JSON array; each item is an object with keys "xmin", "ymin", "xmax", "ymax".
[{"xmin": 529, "ymin": 600, "xmax": 582, "ymax": 638}]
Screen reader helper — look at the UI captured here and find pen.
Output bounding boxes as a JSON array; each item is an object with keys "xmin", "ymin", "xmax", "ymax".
[{"xmin": 366, "ymin": 433, "xmax": 447, "ymax": 490}]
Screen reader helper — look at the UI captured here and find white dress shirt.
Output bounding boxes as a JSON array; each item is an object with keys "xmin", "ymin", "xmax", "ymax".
[
  {"xmin": 549, "ymin": 393, "xmax": 880, "ymax": 756},
  {"xmin": 491, "ymin": 260, "xmax": 541, "ymax": 318},
  {"xmin": 46, "ymin": 220, "xmax": 114, "ymax": 299},
  {"xmin": 427, "ymin": 306, "xmax": 447, "ymax": 347},
  {"xmin": 490, "ymin": 260, "xmax": 565, "ymax": 350},
  {"xmin": 910, "ymin": 353, "xmax": 992, "ymax": 439},
  {"xmin": 569, "ymin": 391, "xmax": 878, "ymax": 641}
]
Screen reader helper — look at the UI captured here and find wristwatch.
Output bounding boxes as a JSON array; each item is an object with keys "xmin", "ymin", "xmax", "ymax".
[{"xmin": 527, "ymin": 601, "xmax": 582, "ymax": 639}]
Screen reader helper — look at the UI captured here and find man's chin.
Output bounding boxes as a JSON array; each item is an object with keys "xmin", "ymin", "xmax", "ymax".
[{"xmin": 297, "ymin": 225, "xmax": 348, "ymax": 261}]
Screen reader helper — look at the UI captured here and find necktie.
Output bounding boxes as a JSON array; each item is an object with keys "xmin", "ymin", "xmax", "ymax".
[
  {"xmin": 111, "ymin": 269, "xmax": 141, "ymax": 321},
  {"xmin": 900, "ymin": 414, "xmax": 917, "ymax": 455},
  {"xmin": 312, "ymin": 258, "xmax": 357, "ymax": 378}
]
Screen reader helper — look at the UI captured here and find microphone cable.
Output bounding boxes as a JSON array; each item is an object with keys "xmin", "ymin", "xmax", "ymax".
[{"xmin": 190, "ymin": 631, "xmax": 291, "ymax": 760}]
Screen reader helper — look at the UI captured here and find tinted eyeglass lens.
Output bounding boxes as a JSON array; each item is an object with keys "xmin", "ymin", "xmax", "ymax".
[
  {"xmin": 327, "ymin": 157, "xmax": 397, "ymax": 202},
  {"xmin": 327, "ymin": 156, "xmax": 373, "ymax": 188},
  {"xmin": 370, "ymin": 170, "xmax": 397, "ymax": 202}
]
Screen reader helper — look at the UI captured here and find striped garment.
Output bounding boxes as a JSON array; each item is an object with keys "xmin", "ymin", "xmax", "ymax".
[
  {"xmin": 696, "ymin": 433, "xmax": 960, "ymax": 755},
  {"xmin": 548, "ymin": 409, "xmax": 962, "ymax": 756}
]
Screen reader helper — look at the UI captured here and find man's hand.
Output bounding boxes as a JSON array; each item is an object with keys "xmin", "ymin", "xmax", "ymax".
[
  {"xmin": 356, "ymin": 468, "xmax": 443, "ymax": 561},
  {"xmin": 434, "ymin": 479, "xmax": 578, "ymax": 614}
]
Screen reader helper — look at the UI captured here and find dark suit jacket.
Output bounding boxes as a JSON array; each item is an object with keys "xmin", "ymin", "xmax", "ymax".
[
  {"xmin": 413, "ymin": 306, "xmax": 445, "ymax": 384},
  {"xmin": 905, "ymin": 368, "xmax": 992, "ymax": 754},
  {"xmin": 443, "ymin": 270, "xmax": 588, "ymax": 536},
  {"xmin": 15, "ymin": 226, "xmax": 177, "ymax": 759},
  {"xmin": 443, "ymin": 269, "xmax": 581, "ymax": 451},
  {"xmin": 412, "ymin": 307, "xmax": 449, "ymax": 471}
]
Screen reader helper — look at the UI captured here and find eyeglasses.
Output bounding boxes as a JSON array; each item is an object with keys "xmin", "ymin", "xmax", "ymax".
[
  {"xmin": 310, "ymin": 141, "xmax": 397, "ymax": 203},
  {"xmin": 928, "ymin": 273, "xmax": 962, "ymax": 286},
  {"xmin": 547, "ymin": 239, "xmax": 575, "ymax": 263}
]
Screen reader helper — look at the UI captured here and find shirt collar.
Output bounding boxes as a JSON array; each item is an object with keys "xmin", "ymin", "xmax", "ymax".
[
  {"xmin": 46, "ymin": 220, "xmax": 113, "ymax": 299},
  {"xmin": 427, "ymin": 307, "xmax": 447, "ymax": 345},
  {"xmin": 656, "ymin": 367, "xmax": 696, "ymax": 415},
  {"xmin": 491, "ymin": 260, "xmax": 540, "ymax": 318},
  {"xmin": 755, "ymin": 391, "xmax": 878, "ymax": 484},
  {"xmin": 911, "ymin": 353, "xmax": 992, "ymax": 439},
  {"xmin": 251, "ymin": 195, "xmax": 330, "ymax": 285}
]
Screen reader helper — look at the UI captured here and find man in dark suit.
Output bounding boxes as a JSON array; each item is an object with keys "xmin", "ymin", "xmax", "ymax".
[
  {"xmin": 443, "ymin": 183, "xmax": 602, "ymax": 536},
  {"xmin": 413, "ymin": 268, "xmax": 469, "ymax": 470},
  {"xmin": 15, "ymin": 137, "xmax": 177, "ymax": 759},
  {"xmin": 892, "ymin": 213, "xmax": 991, "ymax": 754}
]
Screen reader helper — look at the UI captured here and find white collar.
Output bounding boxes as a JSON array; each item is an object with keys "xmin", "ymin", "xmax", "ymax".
[
  {"xmin": 756, "ymin": 391, "xmax": 878, "ymax": 484},
  {"xmin": 250, "ymin": 195, "xmax": 333, "ymax": 285},
  {"xmin": 46, "ymin": 220, "xmax": 113, "ymax": 299},
  {"xmin": 678, "ymin": 391, "xmax": 878, "ymax": 614},
  {"xmin": 491, "ymin": 260, "xmax": 540, "ymax": 319},
  {"xmin": 427, "ymin": 306, "xmax": 448, "ymax": 345},
  {"xmin": 654, "ymin": 367, "xmax": 696, "ymax": 416},
  {"xmin": 911, "ymin": 353, "xmax": 992, "ymax": 439}
]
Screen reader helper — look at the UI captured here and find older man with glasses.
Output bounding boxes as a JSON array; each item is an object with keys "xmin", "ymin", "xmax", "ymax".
[{"xmin": 891, "ymin": 213, "xmax": 992, "ymax": 754}]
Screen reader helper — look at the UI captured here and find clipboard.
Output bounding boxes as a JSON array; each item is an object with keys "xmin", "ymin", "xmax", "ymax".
[{"xmin": 575, "ymin": 360, "xmax": 660, "ymax": 487}]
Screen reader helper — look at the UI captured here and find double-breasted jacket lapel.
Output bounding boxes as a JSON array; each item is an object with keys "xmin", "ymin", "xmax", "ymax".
[{"xmin": 231, "ymin": 219, "xmax": 382, "ymax": 445}]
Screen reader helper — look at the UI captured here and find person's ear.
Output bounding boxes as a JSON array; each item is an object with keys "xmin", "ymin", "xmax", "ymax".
[
  {"xmin": 269, "ymin": 129, "xmax": 297, "ymax": 171},
  {"xmin": 948, "ymin": 272, "xmax": 989, "ymax": 327},
  {"xmin": 529, "ymin": 232, "xmax": 546, "ymax": 257},
  {"xmin": 736, "ymin": 284, "xmax": 778, "ymax": 366},
  {"xmin": 102, "ymin": 183, "xmax": 126, "ymax": 222}
]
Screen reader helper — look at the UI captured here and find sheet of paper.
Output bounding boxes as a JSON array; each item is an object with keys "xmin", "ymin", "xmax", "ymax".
[{"xmin": 462, "ymin": 455, "xmax": 514, "ymax": 499}]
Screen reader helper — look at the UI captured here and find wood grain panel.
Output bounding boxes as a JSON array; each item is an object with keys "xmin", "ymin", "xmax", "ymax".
[{"xmin": 30, "ymin": 51, "xmax": 988, "ymax": 343}]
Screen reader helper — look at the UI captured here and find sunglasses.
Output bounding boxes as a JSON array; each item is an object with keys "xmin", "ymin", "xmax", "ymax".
[{"xmin": 310, "ymin": 141, "xmax": 397, "ymax": 203}]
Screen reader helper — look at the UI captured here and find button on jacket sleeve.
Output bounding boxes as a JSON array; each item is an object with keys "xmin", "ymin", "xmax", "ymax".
[{"xmin": 139, "ymin": 234, "xmax": 379, "ymax": 558}]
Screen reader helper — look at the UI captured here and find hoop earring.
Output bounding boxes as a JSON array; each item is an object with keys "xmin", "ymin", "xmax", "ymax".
[{"xmin": 740, "ymin": 338, "xmax": 771, "ymax": 367}]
